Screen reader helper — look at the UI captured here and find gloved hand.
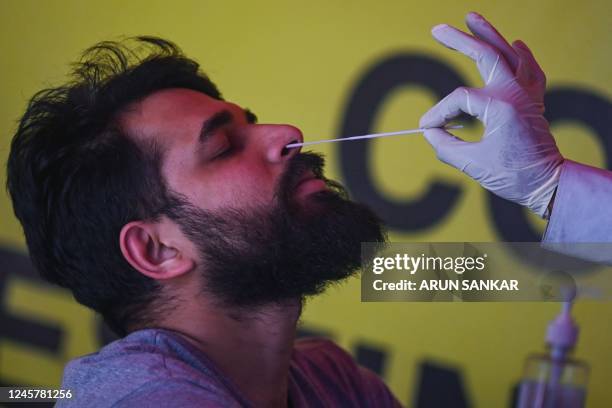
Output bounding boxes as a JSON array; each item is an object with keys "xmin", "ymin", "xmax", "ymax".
[{"xmin": 419, "ymin": 12, "xmax": 564, "ymax": 218}]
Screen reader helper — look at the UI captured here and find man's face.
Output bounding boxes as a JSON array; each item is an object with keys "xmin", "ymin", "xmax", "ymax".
[
  {"xmin": 121, "ymin": 88, "xmax": 313, "ymax": 213},
  {"xmin": 121, "ymin": 88, "xmax": 385, "ymax": 308}
]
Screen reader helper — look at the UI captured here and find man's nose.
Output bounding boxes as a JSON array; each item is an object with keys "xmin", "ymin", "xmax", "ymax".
[{"xmin": 257, "ymin": 124, "xmax": 304, "ymax": 163}]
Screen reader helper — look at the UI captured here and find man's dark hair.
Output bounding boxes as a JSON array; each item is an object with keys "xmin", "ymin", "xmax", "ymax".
[{"xmin": 6, "ymin": 36, "xmax": 222, "ymax": 337}]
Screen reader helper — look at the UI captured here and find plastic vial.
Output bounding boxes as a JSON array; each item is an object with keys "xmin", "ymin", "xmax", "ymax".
[
  {"xmin": 517, "ymin": 353, "xmax": 589, "ymax": 408},
  {"xmin": 516, "ymin": 292, "xmax": 589, "ymax": 408}
]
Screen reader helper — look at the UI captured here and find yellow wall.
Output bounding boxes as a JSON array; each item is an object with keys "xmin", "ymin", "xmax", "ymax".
[{"xmin": 0, "ymin": 1, "xmax": 610, "ymax": 406}]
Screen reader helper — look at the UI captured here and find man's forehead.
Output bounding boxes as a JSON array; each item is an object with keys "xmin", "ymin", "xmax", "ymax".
[{"xmin": 119, "ymin": 88, "xmax": 227, "ymax": 145}]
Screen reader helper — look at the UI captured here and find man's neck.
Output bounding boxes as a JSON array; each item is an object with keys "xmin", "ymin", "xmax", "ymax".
[{"xmin": 158, "ymin": 298, "xmax": 302, "ymax": 408}]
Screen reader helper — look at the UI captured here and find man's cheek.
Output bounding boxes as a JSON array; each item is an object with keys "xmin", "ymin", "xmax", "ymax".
[{"xmin": 220, "ymin": 174, "xmax": 276, "ymax": 209}]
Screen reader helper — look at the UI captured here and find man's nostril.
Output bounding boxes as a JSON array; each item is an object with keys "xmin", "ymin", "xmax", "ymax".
[{"xmin": 282, "ymin": 140, "xmax": 299, "ymax": 156}]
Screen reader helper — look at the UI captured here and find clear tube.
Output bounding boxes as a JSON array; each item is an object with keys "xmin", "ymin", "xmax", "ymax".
[{"xmin": 516, "ymin": 353, "xmax": 589, "ymax": 408}]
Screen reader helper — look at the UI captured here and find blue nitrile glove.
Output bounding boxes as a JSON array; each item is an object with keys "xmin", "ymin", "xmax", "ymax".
[{"xmin": 420, "ymin": 12, "xmax": 564, "ymax": 218}]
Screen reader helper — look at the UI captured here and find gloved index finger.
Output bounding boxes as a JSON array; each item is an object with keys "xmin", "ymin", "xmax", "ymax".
[{"xmin": 432, "ymin": 23, "xmax": 513, "ymax": 86}]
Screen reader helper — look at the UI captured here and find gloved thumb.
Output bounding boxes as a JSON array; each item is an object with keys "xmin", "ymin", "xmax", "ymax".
[{"xmin": 423, "ymin": 128, "xmax": 470, "ymax": 170}]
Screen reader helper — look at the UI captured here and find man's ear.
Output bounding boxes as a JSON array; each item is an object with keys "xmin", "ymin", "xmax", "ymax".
[{"xmin": 119, "ymin": 219, "xmax": 195, "ymax": 280}]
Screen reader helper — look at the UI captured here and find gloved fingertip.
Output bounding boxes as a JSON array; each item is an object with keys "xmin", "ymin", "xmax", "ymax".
[
  {"xmin": 419, "ymin": 114, "xmax": 433, "ymax": 129},
  {"xmin": 432, "ymin": 23, "xmax": 448, "ymax": 34},
  {"xmin": 512, "ymin": 39, "xmax": 527, "ymax": 51},
  {"xmin": 466, "ymin": 11, "xmax": 484, "ymax": 23},
  {"xmin": 422, "ymin": 128, "xmax": 448, "ymax": 147}
]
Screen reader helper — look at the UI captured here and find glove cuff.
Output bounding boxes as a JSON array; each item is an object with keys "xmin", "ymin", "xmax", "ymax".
[{"xmin": 528, "ymin": 161, "xmax": 564, "ymax": 218}]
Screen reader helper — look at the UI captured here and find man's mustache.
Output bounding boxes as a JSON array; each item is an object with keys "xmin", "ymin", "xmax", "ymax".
[{"xmin": 277, "ymin": 152, "xmax": 326, "ymax": 202}]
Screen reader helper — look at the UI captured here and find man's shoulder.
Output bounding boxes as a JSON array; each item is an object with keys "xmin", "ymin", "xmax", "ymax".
[
  {"xmin": 62, "ymin": 328, "xmax": 205, "ymax": 381},
  {"xmin": 58, "ymin": 329, "xmax": 237, "ymax": 407}
]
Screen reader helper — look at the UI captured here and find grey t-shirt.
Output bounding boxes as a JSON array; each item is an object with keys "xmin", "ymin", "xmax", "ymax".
[{"xmin": 56, "ymin": 328, "xmax": 402, "ymax": 407}]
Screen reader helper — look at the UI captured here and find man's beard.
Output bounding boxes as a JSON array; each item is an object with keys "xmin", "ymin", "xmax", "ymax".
[{"xmin": 165, "ymin": 152, "xmax": 386, "ymax": 309}]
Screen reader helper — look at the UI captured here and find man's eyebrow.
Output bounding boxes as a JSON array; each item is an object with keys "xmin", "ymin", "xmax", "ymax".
[
  {"xmin": 199, "ymin": 110, "xmax": 233, "ymax": 143},
  {"xmin": 198, "ymin": 108, "xmax": 258, "ymax": 143}
]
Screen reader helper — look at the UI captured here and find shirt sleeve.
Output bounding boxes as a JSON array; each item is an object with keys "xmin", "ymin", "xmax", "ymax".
[{"xmin": 542, "ymin": 159, "xmax": 612, "ymax": 264}]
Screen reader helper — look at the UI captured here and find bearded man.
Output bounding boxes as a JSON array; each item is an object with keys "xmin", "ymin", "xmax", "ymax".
[{"xmin": 6, "ymin": 36, "xmax": 398, "ymax": 407}]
